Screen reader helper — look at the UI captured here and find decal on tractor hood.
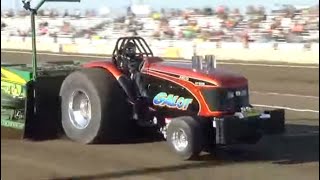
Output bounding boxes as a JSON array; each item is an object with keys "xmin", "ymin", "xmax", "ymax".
[{"xmin": 153, "ymin": 92, "xmax": 193, "ymax": 110}]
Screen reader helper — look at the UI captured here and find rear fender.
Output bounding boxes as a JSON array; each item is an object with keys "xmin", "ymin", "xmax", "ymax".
[
  {"xmin": 83, "ymin": 61, "xmax": 136, "ymax": 100},
  {"xmin": 83, "ymin": 61, "xmax": 122, "ymax": 79}
]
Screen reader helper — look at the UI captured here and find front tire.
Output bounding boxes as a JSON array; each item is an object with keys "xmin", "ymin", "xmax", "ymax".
[
  {"xmin": 60, "ymin": 68, "xmax": 132, "ymax": 144},
  {"xmin": 166, "ymin": 116, "xmax": 204, "ymax": 160}
]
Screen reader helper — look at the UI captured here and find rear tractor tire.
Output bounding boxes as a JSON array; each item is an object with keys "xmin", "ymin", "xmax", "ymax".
[{"xmin": 59, "ymin": 68, "xmax": 132, "ymax": 144}]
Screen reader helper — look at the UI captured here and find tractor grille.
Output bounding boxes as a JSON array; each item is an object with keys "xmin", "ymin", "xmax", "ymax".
[{"xmin": 201, "ymin": 87, "xmax": 250, "ymax": 112}]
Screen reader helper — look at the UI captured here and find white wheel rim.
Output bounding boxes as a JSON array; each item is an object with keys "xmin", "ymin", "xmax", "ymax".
[
  {"xmin": 171, "ymin": 129, "xmax": 189, "ymax": 152},
  {"xmin": 68, "ymin": 90, "xmax": 92, "ymax": 129}
]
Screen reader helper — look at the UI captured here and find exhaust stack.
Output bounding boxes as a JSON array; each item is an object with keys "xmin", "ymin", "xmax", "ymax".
[
  {"xmin": 205, "ymin": 54, "xmax": 216, "ymax": 71},
  {"xmin": 192, "ymin": 55, "xmax": 217, "ymax": 72},
  {"xmin": 191, "ymin": 55, "xmax": 203, "ymax": 72}
]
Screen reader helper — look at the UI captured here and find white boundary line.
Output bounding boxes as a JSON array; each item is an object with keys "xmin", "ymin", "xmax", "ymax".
[
  {"xmin": 252, "ymin": 104, "xmax": 319, "ymax": 113},
  {"xmin": 251, "ymin": 91, "xmax": 319, "ymax": 99},
  {"xmin": 2, "ymin": 50, "xmax": 319, "ymax": 69},
  {"xmin": 218, "ymin": 62, "xmax": 319, "ymax": 69},
  {"xmin": 1, "ymin": 50, "xmax": 107, "ymax": 58}
]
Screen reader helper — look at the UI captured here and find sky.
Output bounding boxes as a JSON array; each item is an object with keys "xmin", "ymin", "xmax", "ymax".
[{"xmin": 1, "ymin": 0, "xmax": 318, "ymax": 13}]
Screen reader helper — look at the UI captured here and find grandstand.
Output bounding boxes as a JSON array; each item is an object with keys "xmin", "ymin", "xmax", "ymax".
[{"xmin": 1, "ymin": 4, "xmax": 319, "ymax": 43}]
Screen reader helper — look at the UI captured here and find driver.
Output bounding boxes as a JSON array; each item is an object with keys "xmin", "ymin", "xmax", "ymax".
[
  {"xmin": 122, "ymin": 41, "xmax": 148, "ymax": 120},
  {"xmin": 122, "ymin": 41, "xmax": 147, "ymax": 97}
]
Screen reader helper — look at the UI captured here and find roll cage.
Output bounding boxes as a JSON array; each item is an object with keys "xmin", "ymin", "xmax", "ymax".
[{"xmin": 112, "ymin": 36, "xmax": 154, "ymax": 58}]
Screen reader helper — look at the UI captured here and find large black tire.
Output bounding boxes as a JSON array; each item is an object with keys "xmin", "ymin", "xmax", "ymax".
[
  {"xmin": 166, "ymin": 116, "xmax": 204, "ymax": 160},
  {"xmin": 60, "ymin": 68, "xmax": 132, "ymax": 144}
]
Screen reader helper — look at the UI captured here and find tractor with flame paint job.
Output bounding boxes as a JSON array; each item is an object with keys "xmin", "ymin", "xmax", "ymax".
[{"xmin": 1, "ymin": 0, "xmax": 285, "ymax": 160}]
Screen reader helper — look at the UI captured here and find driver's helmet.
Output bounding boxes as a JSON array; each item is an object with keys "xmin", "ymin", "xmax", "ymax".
[{"xmin": 123, "ymin": 41, "xmax": 136, "ymax": 58}]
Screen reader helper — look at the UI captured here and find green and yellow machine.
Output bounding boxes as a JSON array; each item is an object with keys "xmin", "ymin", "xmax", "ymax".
[
  {"xmin": 1, "ymin": 0, "xmax": 81, "ymax": 139},
  {"xmin": 1, "ymin": 66, "xmax": 29, "ymax": 130}
]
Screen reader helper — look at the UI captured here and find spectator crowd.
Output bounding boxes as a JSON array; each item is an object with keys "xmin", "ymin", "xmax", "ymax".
[{"xmin": 1, "ymin": 4, "xmax": 319, "ymax": 43}]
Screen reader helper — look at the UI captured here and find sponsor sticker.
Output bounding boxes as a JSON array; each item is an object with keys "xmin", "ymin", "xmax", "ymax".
[{"xmin": 153, "ymin": 92, "xmax": 193, "ymax": 110}]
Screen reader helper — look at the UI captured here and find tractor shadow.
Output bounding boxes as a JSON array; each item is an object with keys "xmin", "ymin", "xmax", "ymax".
[
  {"xmin": 49, "ymin": 123, "xmax": 318, "ymax": 180},
  {"xmin": 122, "ymin": 123, "xmax": 319, "ymax": 166},
  {"xmin": 99, "ymin": 123, "xmax": 319, "ymax": 165},
  {"xmin": 197, "ymin": 123, "xmax": 319, "ymax": 165},
  {"xmin": 2, "ymin": 122, "xmax": 318, "ymax": 166},
  {"xmin": 97, "ymin": 125, "xmax": 166, "ymax": 145}
]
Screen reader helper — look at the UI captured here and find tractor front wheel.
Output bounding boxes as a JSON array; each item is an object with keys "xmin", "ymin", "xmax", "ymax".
[{"xmin": 166, "ymin": 116, "xmax": 204, "ymax": 160}]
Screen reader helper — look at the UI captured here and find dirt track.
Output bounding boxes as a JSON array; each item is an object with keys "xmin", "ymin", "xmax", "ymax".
[{"xmin": 1, "ymin": 51, "xmax": 319, "ymax": 180}]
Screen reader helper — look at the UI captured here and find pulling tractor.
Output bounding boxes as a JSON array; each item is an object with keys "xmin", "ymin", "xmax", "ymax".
[{"xmin": 1, "ymin": 0, "xmax": 285, "ymax": 160}]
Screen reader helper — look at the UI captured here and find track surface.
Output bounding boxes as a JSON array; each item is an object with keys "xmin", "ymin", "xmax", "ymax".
[{"xmin": 1, "ymin": 51, "xmax": 319, "ymax": 180}]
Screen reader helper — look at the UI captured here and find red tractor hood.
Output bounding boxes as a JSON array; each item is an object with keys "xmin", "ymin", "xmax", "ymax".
[{"xmin": 143, "ymin": 58, "xmax": 248, "ymax": 88}]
